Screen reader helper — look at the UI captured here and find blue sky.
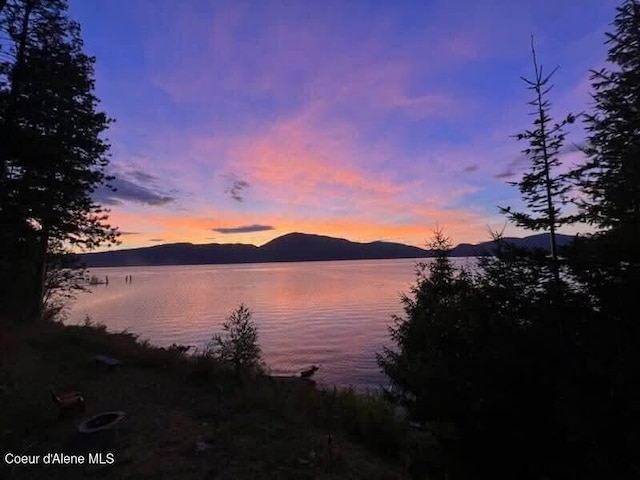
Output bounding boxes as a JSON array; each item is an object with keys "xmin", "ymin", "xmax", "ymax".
[{"xmin": 68, "ymin": 0, "xmax": 619, "ymax": 248}]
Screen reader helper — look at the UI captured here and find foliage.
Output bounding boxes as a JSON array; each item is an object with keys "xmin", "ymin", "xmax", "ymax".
[
  {"xmin": 41, "ymin": 240, "xmax": 87, "ymax": 321},
  {"xmin": 207, "ymin": 304, "xmax": 263, "ymax": 374},
  {"xmin": 379, "ymin": 227, "xmax": 605, "ymax": 478},
  {"xmin": 377, "ymin": 229, "xmax": 476, "ymax": 424},
  {"xmin": 0, "ymin": 0, "xmax": 118, "ymax": 321},
  {"xmin": 574, "ymin": 0, "xmax": 640, "ymax": 234},
  {"xmin": 499, "ymin": 39, "xmax": 576, "ymax": 281},
  {"xmin": 569, "ymin": 0, "xmax": 640, "ymax": 318},
  {"xmin": 331, "ymin": 388, "xmax": 407, "ymax": 459},
  {"xmin": 566, "ymin": 2, "xmax": 640, "ymax": 475}
]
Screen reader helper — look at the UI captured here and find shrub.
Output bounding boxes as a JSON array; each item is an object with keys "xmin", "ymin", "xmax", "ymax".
[
  {"xmin": 207, "ymin": 304, "xmax": 263, "ymax": 374},
  {"xmin": 333, "ymin": 388, "xmax": 407, "ymax": 459}
]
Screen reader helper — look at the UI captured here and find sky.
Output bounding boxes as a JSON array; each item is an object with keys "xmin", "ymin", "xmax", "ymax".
[{"xmin": 68, "ymin": 0, "xmax": 619, "ymax": 250}]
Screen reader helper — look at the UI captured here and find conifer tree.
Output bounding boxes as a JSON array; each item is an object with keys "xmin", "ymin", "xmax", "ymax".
[
  {"xmin": 376, "ymin": 229, "xmax": 475, "ymax": 422},
  {"xmin": 0, "ymin": 0, "xmax": 118, "ymax": 320},
  {"xmin": 569, "ymin": 5, "xmax": 640, "ymax": 474},
  {"xmin": 500, "ymin": 39, "xmax": 575, "ymax": 283},
  {"xmin": 575, "ymin": 0, "xmax": 640, "ymax": 243}
]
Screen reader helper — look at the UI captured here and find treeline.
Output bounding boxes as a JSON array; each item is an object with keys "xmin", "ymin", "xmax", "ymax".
[
  {"xmin": 0, "ymin": 0, "xmax": 117, "ymax": 321},
  {"xmin": 378, "ymin": 2, "xmax": 640, "ymax": 479}
]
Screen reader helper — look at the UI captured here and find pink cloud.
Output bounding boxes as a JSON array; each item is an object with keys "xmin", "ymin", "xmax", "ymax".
[
  {"xmin": 228, "ymin": 127, "xmax": 403, "ymax": 208},
  {"xmin": 176, "ymin": 104, "xmax": 494, "ymax": 241}
]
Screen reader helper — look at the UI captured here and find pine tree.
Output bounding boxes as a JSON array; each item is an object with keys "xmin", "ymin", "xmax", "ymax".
[
  {"xmin": 376, "ymin": 229, "xmax": 475, "ymax": 423},
  {"xmin": 575, "ymin": 0, "xmax": 640, "ymax": 242},
  {"xmin": 500, "ymin": 39, "xmax": 576, "ymax": 284},
  {"xmin": 0, "ymin": 0, "xmax": 118, "ymax": 320},
  {"xmin": 563, "ymin": 5, "xmax": 640, "ymax": 475},
  {"xmin": 568, "ymin": 0, "xmax": 640, "ymax": 347}
]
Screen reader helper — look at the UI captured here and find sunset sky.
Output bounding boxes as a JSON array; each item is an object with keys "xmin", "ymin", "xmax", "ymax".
[{"xmin": 69, "ymin": 0, "xmax": 618, "ymax": 250}]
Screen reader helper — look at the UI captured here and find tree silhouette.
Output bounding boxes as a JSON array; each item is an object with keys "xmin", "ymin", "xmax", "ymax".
[
  {"xmin": 576, "ymin": 0, "xmax": 640, "ymax": 231},
  {"xmin": 567, "ymin": 3, "xmax": 640, "ymax": 475},
  {"xmin": 0, "ymin": 0, "xmax": 118, "ymax": 320},
  {"xmin": 500, "ymin": 38, "xmax": 576, "ymax": 284}
]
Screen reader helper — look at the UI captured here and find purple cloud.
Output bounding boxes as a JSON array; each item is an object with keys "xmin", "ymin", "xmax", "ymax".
[{"xmin": 213, "ymin": 224, "xmax": 275, "ymax": 234}]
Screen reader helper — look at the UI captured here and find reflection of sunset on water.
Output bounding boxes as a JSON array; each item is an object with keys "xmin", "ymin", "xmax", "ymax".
[{"xmin": 69, "ymin": 259, "xmax": 476, "ymax": 389}]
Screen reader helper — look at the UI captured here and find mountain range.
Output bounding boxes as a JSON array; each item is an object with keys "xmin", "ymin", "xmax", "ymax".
[{"xmin": 80, "ymin": 232, "xmax": 576, "ymax": 268}]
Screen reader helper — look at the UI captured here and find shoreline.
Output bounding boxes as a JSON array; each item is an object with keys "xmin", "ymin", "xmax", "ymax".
[{"xmin": 0, "ymin": 319, "xmax": 411, "ymax": 479}]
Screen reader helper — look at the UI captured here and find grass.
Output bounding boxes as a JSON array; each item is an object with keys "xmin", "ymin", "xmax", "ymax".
[{"xmin": 0, "ymin": 319, "xmax": 416, "ymax": 479}]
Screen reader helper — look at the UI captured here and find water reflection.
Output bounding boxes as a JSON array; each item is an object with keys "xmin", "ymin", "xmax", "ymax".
[{"xmin": 68, "ymin": 258, "xmax": 470, "ymax": 389}]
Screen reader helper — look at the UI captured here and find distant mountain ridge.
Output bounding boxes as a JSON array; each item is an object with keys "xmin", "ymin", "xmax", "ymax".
[
  {"xmin": 80, "ymin": 232, "xmax": 576, "ymax": 267},
  {"xmin": 450, "ymin": 232, "xmax": 575, "ymax": 257}
]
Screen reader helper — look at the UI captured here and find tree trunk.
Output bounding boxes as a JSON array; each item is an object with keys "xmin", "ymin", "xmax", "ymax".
[
  {"xmin": 32, "ymin": 231, "xmax": 49, "ymax": 321},
  {"xmin": 30, "ymin": 224, "xmax": 49, "ymax": 321}
]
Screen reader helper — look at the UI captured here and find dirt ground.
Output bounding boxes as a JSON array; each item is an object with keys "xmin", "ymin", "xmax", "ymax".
[{"xmin": 0, "ymin": 321, "xmax": 408, "ymax": 479}]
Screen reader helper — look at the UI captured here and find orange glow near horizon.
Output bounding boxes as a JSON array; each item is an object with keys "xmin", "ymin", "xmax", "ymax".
[{"xmin": 102, "ymin": 206, "xmax": 505, "ymax": 252}]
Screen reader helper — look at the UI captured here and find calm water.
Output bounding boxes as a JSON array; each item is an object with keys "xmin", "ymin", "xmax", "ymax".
[{"xmin": 66, "ymin": 258, "xmax": 471, "ymax": 389}]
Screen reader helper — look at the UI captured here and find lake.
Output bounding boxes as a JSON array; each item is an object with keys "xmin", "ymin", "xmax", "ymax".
[{"xmin": 66, "ymin": 258, "xmax": 472, "ymax": 390}]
